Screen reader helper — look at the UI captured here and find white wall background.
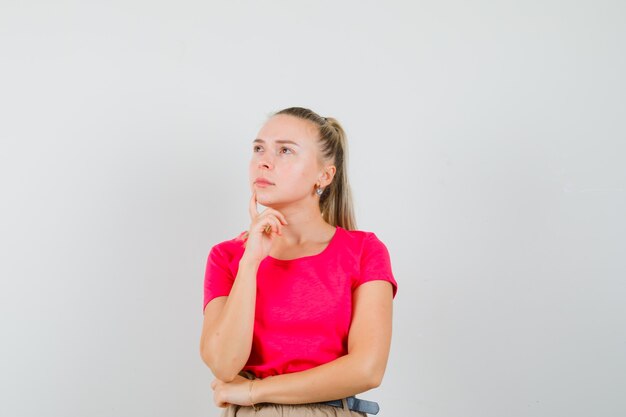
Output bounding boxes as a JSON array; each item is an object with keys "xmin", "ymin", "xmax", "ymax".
[{"xmin": 1, "ymin": 1, "xmax": 624, "ymax": 416}]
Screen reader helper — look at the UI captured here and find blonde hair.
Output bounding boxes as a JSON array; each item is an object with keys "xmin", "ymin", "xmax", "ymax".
[{"xmin": 274, "ymin": 107, "xmax": 357, "ymax": 230}]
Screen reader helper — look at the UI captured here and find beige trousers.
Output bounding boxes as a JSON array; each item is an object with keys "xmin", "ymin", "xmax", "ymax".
[{"xmin": 220, "ymin": 371, "xmax": 367, "ymax": 417}]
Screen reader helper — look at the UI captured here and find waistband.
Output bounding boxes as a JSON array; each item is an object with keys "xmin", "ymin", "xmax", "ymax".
[{"xmin": 239, "ymin": 370, "xmax": 380, "ymax": 415}]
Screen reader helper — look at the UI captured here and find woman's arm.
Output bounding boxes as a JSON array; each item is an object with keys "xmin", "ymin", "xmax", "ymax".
[
  {"xmin": 200, "ymin": 256, "xmax": 260, "ymax": 382},
  {"xmin": 201, "ymin": 194, "xmax": 289, "ymax": 383},
  {"xmin": 249, "ymin": 280, "xmax": 394, "ymax": 404}
]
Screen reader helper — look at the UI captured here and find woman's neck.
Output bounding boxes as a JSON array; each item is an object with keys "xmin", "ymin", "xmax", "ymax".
[{"xmin": 263, "ymin": 202, "xmax": 333, "ymax": 246}]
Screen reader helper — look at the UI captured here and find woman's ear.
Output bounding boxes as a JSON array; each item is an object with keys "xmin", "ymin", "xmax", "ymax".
[{"xmin": 319, "ymin": 165, "xmax": 336, "ymax": 187}]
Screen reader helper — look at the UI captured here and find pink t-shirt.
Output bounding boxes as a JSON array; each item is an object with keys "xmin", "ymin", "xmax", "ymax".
[{"xmin": 203, "ymin": 225, "xmax": 398, "ymax": 379}]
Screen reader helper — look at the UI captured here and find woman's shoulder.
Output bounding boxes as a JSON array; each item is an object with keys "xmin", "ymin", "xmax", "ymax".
[
  {"xmin": 209, "ymin": 230, "xmax": 247, "ymax": 256},
  {"xmin": 337, "ymin": 226, "xmax": 389, "ymax": 251},
  {"xmin": 339, "ymin": 226, "xmax": 384, "ymax": 242}
]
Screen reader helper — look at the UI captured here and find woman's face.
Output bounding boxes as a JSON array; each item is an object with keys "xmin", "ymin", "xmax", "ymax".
[{"xmin": 249, "ymin": 114, "xmax": 333, "ymax": 207}]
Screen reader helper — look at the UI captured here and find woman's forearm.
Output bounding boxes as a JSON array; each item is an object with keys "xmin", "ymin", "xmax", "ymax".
[
  {"xmin": 252, "ymin": 353, "xmax": 378, "ymax": 404},
  {"xmin": 203, "ymin": 257, "xmax": 259, "ymax": 381}
]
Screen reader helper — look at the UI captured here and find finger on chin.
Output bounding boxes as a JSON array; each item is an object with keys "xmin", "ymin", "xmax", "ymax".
[{"xmin": 249, "ymin": 191, "xmax": 258, "ymax": 219}]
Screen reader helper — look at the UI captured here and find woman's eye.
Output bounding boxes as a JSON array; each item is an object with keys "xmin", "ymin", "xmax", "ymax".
[
  {"xmin": 280, "ymin": 147, "xmax": 292, "ymax": 154},
  {"xmin": 253, "ymin": 145, "xmax": 262, "ymax": 152}
]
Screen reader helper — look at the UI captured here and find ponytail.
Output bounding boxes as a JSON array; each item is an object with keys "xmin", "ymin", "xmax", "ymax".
[{"xmin": 274, "ymin": 107, "xmax": 357, "ymax": 230}]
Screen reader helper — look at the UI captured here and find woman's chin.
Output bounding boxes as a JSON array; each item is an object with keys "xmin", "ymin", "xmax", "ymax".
[
  {"xmin": 258, "ymin": 199, "xmax": 278, "ymax": 208},
  {"xmin": 257, "ymin": 196, "xmax": 288, "ymax": 209},
  {"xmin": 254, "ymin": 194, "xmax": 274, "ymax": 207}
]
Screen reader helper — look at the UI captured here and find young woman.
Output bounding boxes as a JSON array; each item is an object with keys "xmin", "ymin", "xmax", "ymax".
[{"xmin": 200, "ymin": 107, "xmax": 398, "ymax": 417}]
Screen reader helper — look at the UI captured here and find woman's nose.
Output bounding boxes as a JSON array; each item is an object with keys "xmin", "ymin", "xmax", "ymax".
[{"xmin": 258, "ymin": 155, "xmax": 273, "ymax": 170}]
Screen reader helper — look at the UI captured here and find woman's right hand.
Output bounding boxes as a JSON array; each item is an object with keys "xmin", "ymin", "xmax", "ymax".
[{"xmin": 243, "ymin": 191, "xmax": 288, "ymax": 264}]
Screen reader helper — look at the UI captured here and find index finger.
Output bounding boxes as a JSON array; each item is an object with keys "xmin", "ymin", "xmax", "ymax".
[{"xmin": 249, "ymin": 191, "xmax": 259, "ymax": 219}]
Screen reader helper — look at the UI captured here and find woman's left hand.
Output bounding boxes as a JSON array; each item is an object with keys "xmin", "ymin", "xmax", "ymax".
[{"xmin": 210, "ymin": 374, "xmax": 255, "ymax": 408}]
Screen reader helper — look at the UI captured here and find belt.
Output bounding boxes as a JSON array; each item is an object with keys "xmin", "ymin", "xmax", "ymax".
[{"xmin": 317, "ymin": 396, "xmax": 380, "ymax": 415}]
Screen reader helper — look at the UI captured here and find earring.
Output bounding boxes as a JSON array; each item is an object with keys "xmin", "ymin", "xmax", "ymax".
[{"xmin": 316, "ymin": 186, "xmax": 323, "ymax": 196}]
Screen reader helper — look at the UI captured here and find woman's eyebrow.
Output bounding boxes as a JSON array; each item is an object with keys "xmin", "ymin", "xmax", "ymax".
[{"xmin": 253, "ymin": 138, "xmax": 301, "ymax": 147}]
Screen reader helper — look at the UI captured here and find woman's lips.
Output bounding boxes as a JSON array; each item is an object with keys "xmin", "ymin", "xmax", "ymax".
[{"xmin": 254, "ymin": 179, "xmax": 274, "ymax": 187}]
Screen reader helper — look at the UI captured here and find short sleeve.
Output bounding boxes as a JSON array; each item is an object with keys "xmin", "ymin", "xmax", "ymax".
[
  {"xmin": 203, "ymin": 245, "xmax": 235, "ymax": 313},
  {"xmin": 355, "ymin": 233, "xmax": 398, "ymax": 299}
]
